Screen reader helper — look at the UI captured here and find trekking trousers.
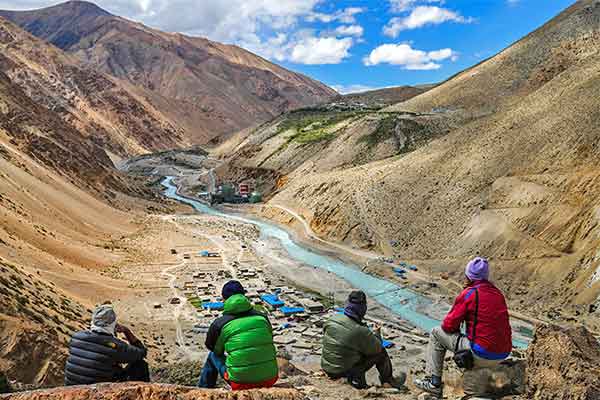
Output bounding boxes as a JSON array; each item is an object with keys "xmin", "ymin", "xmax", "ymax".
[{"xmin": 426, "ymin": 326, "xmax": 501, "ymax": 377}]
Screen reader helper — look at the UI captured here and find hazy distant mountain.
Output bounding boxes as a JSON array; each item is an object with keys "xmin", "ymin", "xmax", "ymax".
[{"xmin": 0, "ymin": 1, "xmax": 337, "ymax": 144}]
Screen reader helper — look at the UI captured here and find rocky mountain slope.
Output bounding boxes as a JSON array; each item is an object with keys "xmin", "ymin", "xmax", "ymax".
[
  {"xmin": 0, "ymin": 1, "xmax": 336, "ymax": 145},
  {"xmin": 221, "ymin": 0, "xmax": 600, "ymax": 325},
  {"xmin": 0, "ymin": 17, "xmax": 189, "ymax": 157},
  {"xmin": 0, "ymin": 63, "xmax": 160, "ymax": 385}
]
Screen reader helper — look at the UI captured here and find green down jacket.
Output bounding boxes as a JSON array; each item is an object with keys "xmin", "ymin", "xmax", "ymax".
[
  {"xmin": 321, "ymin": 313, "xmax": 383, "ymax": 375},
  {"xmin": 205, "ymin": 294, "xmax": 278, "ymax": 384}
]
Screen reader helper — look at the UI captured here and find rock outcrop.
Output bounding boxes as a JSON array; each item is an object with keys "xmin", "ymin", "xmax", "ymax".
[
  {"xmin": 526, "ymin": 325, "xmax": 600, "ymax": 400},
  {"xmin": 0, "ymin": 383, "xmax": 305, "ymax": 400}
]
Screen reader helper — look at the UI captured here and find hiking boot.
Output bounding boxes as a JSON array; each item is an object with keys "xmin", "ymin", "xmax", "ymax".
[
  {"xmin": 382, "ymin": 371, "xmax": 407, "ymax": 390},
  {"xmin": 347, "ymin": 373, "xmax": 368, "ymax": 389},
  {"xmin": 414, "ymin": 376, "xmax": 443, "ymax": 398}
]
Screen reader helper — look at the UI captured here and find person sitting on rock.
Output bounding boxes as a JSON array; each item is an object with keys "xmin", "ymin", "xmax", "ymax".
[
  {"xmin": 65, "ymin": 304, "xmax": 149, "ymax": 385},
  {"xmin": 321, "ymin": 290, "xmax": 406, "ymax": 390},
  {"xmin": 199, "ymin": 280, "xmax": 278, "ymax": 390},
  {"xmin": 414, "ymin": 257, "xmax": 513, "ymax": 398}
]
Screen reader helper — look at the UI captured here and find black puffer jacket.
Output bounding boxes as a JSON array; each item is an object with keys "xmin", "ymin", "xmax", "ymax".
[{"xmin": 65, "ymin": 330, "xmax": 147, "ymax": 385}]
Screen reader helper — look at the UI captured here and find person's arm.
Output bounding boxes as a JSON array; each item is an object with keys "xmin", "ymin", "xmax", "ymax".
[
  {"xmin": 441, "ymin": 290, "xmax": 469, "ymax": 333},
  {"xmin": 358, "ymin": 325, "xmax": 384, "ymax": 356},
  {"xmin": 113, "ymin": 325, "xmax": 147, "ymax": 363},
  {"xmin": 117, "ymin": 325, "xmax": 143, "ymax": 347},
  {"xmin": 205, "ymin": 318, "xmax": 225, "ymax": 353}
]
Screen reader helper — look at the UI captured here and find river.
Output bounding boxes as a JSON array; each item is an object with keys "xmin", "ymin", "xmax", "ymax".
[{"xmin": 162, "ymin": 176, "xmax": 529, "ymax": 348}]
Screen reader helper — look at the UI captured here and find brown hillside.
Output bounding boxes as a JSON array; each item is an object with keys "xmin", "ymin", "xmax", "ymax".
[
  {"xmin": 215, "ymin": 84, "xmax": 433, "ymax": 187},
  {"xmin": 222, "ymin": 0, "xmax": 600, "ymax": 325},
  {"xmin": 0, "ymin": 17, "xmax": 189, "ymax": 157},
  {"xmin": 0, "ymin": 58, "xmax": 163, "ymax": 385},
  {"xmin": 0, "ymin": 1, "xmax": 336, "ymax": 144}
]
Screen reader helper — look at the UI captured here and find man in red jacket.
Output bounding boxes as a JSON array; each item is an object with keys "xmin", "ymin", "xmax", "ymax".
[{"xmin": 414, "ymin": 257, "xmax": 512, "ymax": 398}]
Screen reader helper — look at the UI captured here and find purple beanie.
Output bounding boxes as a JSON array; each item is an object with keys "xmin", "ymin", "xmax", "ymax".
[{"xmin": 465, "ymin": 257, "xmax": 489, "ymax": 281}]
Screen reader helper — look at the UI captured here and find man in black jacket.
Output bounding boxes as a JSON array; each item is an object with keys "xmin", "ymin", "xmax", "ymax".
[{"xmin": 65, "ymin": 305, "xmax": 149, "ymax": 385}]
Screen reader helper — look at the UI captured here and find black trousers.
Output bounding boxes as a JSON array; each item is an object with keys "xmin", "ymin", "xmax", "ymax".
[
  {"xmin": 116, "ymin": 360, "xmax": 150, "ymax": 382},
  {"xmin": 328, "ymin": 349, "xmax": 394, "ymax": 388}
]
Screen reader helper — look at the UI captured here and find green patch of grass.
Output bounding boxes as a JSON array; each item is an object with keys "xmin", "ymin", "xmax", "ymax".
[
  {"xmin": 276, "ymin": 110, "xmax": 366, "ymax": 145},
  {"xmin": 187, "ymin": 296, "xmax": 202, "ymax": 309},
  {"xmin": 292, "ymin": 129, "xmax": 336, "ymax": 144}
]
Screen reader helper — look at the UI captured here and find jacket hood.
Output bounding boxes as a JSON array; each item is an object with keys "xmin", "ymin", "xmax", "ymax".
[{"xmin": 224, "ymin": 294, "xmax": 253, "ymax": 315}]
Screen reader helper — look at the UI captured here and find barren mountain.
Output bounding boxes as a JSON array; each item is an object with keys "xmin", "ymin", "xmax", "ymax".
[
  {"xmin": 0, "ymin": 1, "xmax": 336, "ymax": 144},
  {"xmin": 0, "ymin": 17, "xmax": 190, "ymax": 157},
  {"xmin": 0, "ymin": 54, "xmax": 166, "ymax": 384},
  {"xmin": 221, "ymin": 0, "xmax": 600, "ymax": 325}
]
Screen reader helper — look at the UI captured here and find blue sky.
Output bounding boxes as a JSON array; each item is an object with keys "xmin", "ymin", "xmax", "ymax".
[
  {"xmin": 279, "ymin": 0, "xmax": 576, "ymax": 92},
  {"xmin": 0, "ymin": 0, "xmax": 577, "ymax": 93}
]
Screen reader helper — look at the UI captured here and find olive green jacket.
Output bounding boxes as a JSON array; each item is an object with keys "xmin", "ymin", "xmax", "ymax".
[{"xmin": 321, "ymin": 313, "xmax": 383, "ymax": 375}]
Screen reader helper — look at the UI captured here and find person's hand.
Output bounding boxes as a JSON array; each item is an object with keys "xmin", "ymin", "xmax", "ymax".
[
  {"xmin": 373, "ymin": 324, "xmax": 382, "ymax": 335},
  {"xmin": 115, "ymin": 324, "xmax": 129, "ymax": 334}
]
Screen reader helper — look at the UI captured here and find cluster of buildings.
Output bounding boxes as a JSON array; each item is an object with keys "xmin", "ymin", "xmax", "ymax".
[
  {"xmin": 164, "ymin": 247, "xmax": 426, "ymax": 361},
  {"xmin": 207, "ymin": 182, "xmax": 262, "ymax": 205}
]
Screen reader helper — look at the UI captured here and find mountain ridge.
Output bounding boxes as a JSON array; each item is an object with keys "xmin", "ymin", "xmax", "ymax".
[{"xmin": 0, "ymin": 1, "xmax": 336, "ymax": 145}]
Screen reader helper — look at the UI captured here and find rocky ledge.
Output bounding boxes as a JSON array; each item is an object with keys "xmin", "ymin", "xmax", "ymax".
[{"xmin": 0, "ymin": 383, "xmax": 305, "ymax": 400}]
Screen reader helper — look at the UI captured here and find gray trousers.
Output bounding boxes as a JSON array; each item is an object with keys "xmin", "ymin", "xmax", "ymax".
[{"xmin": 426, "ymin": 326, "xmax": 501, "ymax": 377}]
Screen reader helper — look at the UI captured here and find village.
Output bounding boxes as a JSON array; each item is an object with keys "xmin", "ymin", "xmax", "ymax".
[{"xmin": 159, "ymin": 241, "xmax": 431, "ymax": 366}]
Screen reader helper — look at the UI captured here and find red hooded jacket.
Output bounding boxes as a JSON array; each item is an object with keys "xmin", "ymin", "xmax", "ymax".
[{"xmin": 442, "ymin": 280, "xmax": 512, "ymax": 360}]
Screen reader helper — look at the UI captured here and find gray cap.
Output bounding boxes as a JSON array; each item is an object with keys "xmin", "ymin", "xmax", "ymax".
[{"xmin": 92, "ymin": 304, "xmax": 117, "ymax": 328}]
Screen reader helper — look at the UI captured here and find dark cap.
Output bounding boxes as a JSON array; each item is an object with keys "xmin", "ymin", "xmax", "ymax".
[
  {"xmin": 348, "ymin": 290, "xmax": 367, "ymax": 305},
  {"xmin": 222, "ymin": 280, "xmax": 246, "ymax": 300}
]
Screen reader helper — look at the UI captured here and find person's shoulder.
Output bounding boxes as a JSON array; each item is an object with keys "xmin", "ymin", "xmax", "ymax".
[
  {"xmin": 71, "ymin": 330, "xmax": 90, "ymax": 339},
  {"xmin": 210, "ymin": 313, "xmax": 237, "ymax": 329},
  {"xmin": 71, "ymin": 330, "xmax": 123, "ymax": 349},
  {"xmin": 335, "ymin": 313, "xmax": 366, "ymax": 329}
]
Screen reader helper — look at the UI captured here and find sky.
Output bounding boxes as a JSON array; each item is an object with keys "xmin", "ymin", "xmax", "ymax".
[{"xmin": 0, "ymin": 0, "xmax": 577, "ymax": 94}]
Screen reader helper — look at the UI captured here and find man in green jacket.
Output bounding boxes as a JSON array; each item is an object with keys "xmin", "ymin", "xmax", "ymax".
[
  {"xmin": 321, "ymin": 291, "xmax": 406, "ymax": 389},
  {"xmin": 198, "ymin": 280, "xmax": 278, "ymax": 390}
]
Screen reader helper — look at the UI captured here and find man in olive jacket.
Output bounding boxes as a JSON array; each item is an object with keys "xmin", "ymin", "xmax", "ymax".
[
  {"xmin": 199, "ymin": 280, "xmax": 278, "ymax": 390},
  {"xmin": 65, "ymin": 305, "xmax": 149, "ymax": 385},
  {"xmin": 321, "ymin": 291, "xmax": 405, "ymax": 389}
]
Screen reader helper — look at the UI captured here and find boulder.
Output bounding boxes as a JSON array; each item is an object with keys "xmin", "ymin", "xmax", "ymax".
[
  {"xmin": 462, "ymin": 358, "xmax": 526, "ymax": 398},
  {"xmin": 0, "ymin": 383, "xmax": 305, "ymax": 400},
  {"xmin": 525, "ymin": 325, "xmax": 600, "ymax": 400}
]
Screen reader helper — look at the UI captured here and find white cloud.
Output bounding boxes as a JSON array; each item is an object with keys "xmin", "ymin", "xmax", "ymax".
[
  {"xmin": 364, "ymin": 43, "xmax": 457, "ymax": 70},
  {"xmin": 384, "ymin": 6, "xmax": 473, "ymax": 37},
  {"xmin": 291, "ymin": 36, "xmax": 353, "ymax": 65},
  {"xmin": 388, "ymin": 0, "xmax": 443, "ymax": 13},
  {"xmin": 331, "ymin": 84, "xmax": 388, "ymax": 94},
  {"xmin": 334, "ymin": 25, "xmax": 364, "ymax": 37},
  {"xmin": 0, "ymin": 0, "xmax": 365, "ymax": 65},
  {"xmin": 306, "ymin": 7, "xmax": 365, "ymax": 24},
  {"xmin": 427, "ymin": 48, "xmax": 453, "ymax": 61}
]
